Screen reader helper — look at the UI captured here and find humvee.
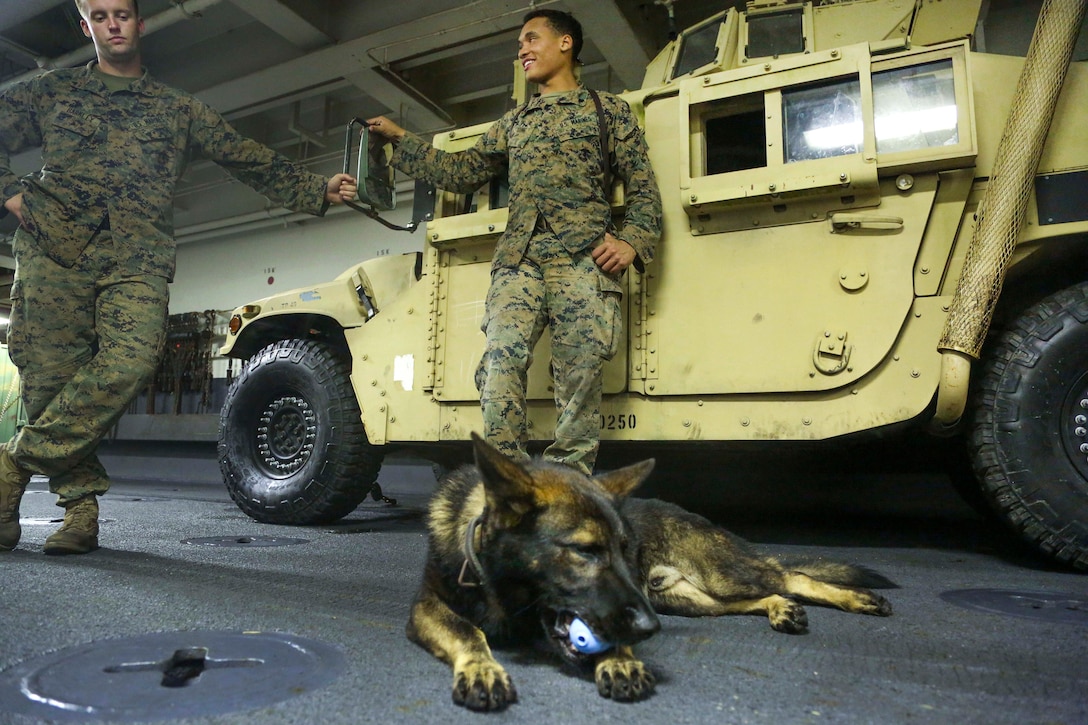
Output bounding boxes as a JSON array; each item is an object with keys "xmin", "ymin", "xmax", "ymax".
[{"xmin": 216, "ymin": 0, "xmax": 1088, "ymax": 569}]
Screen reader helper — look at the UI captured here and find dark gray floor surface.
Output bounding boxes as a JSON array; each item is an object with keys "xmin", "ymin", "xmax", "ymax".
[{"xmin": 1, "ymin": 440, "xmax": 1086, "ymax": 724}]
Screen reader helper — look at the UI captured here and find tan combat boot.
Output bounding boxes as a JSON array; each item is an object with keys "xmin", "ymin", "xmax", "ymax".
[
  {"xmin": 43, "ymin": 496, "xmax": 100, "ymax": 555},
  {"xmin": 0, "ymin": 447, "xmax": 32, "ymax": 551}
]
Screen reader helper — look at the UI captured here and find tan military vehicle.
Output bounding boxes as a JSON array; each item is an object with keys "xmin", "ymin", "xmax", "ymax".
[{"xmin": 217, "ymin": 0, "xmax": 1088, "ymax": 569}]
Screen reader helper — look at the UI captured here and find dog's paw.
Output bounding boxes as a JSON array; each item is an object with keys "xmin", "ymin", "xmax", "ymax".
[
  {"xmin": 452, "ymin": 658, "xmax": 518, "ymax": 711},
  {"xmin": 769, "ymin": 598, "xmax": 809, "ymax": 634},
  {"xmin": 595, "ymin": 655, "xmax": 656, "ymax": 702},
  {"xmin": 856, "ymin": 589, "xmax": 893, "ymax": 616}
]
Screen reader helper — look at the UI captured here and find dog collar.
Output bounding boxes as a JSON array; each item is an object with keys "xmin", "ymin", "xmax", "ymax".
[{"xmin": 458, "ymin": 515, "xmax": 486, "ymax": 588}]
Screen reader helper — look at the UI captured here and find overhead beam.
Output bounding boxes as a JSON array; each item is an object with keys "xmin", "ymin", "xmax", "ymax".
[
  {"xmin": 227, "ymin": 0, "xmax": 333, "ymax": 50},
  {"xmin": 344, "ymin": 66, "xmax": 453, "ymax": 132},
  {"xmin": 439, "ymin": 60, "xmax": 610, "ymax": 106},
  {"xmin": 196, "ymin": 0, "xmax": 561, "ymax": 131}
]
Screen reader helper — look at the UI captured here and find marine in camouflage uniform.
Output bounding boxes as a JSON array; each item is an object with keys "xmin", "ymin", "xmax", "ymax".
[
  {"xmin": 0, "ymin": 12, "xmax": 351, "ymax": 553},
  {"xmin": 390, "ymin": 84, "xmax": 662, "ymax": 473}
]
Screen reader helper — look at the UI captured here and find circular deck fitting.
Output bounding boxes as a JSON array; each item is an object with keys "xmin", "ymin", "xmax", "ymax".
[
  {"xmin": 940, "ymin": 589, "xmax": 1088, "ymax": 625},
  {"xmin": 0, "ymin": 630, "xmax": 345, "ymax": 722},
  {"xmin": 181, "ymin": 535, "xmax": 309, "ymax": 547}
]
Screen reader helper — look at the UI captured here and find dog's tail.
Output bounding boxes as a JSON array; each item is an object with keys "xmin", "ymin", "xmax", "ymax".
[{"xmin": 772, "ymin": 556, "xmax": 898, "ymax": 589}]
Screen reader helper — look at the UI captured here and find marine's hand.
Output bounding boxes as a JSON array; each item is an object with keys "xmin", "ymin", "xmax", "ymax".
[
  {"xmin": 592, "ymin": 233, "xmax": 636, "ymax": 275},
  {"xmin": 3, "ymin": 193, "xmax": 24, "ymax": 225},
  {"xmin": 326, "ymin": 173, "xmax": 358, "ymax": 205},
  {"xmin": 367, "ymin": 116, "xmax": 406, "ymax": 142}
]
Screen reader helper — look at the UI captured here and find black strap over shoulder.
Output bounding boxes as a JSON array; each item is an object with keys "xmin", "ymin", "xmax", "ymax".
[{"xmin": 587, "ymin": 88, "xmax": 612, "ymax": 198}]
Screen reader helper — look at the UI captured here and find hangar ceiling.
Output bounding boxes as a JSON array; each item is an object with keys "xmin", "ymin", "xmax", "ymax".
[
  {"xmin": 0, "ymin": 0, "xmax": 735, "ymax": 315},
  {"xmin": 0, "ymin": 0, "xmax": 1076, "ymax": 321}
]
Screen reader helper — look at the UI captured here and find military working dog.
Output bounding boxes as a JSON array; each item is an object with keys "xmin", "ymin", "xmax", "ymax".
[{"xmin": 408, "ymin": 434, "xmax": 894, "ymax": 711}]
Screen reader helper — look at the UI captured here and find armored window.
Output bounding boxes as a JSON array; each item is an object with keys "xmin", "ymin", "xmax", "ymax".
[
  {"xmin": 668, "ymin": 10, "xmax": 736, "ymax": 82},
  {"xmin": 746, "ymin": 8, "xmax": 805, "ymax": 59},
  {"xmin": 429, "ymin": 120, "xmax": 514, "ymax": 244},
  {"xmin": 782, "ymin": 77, "xmax": 863, "ymax": 163},
  {"xmin": 460, "ymin": 177, "xmax": 507, "ymax": 215},
  {"xmin": 704, "ymin": 94, "xmax": 767, "ymax": 175},
  {"xmin": 678, "ymin": 44, "xmax": 880, "ymax": 234},
  {"xmin": 675, "ymin": 20, "xmax": 721, "ymax": 78},
  {"xmin": 873, "ymin": 59, "xmax": 958, "ymax": 154},
  {"xmin": 869, "ymin": 43, "xmax": 976, "ymax": 173}
]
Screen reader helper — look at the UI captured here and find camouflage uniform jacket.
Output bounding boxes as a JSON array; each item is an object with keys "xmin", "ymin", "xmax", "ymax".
[
  {"xmin": 0, "ymin": 62, "xmax": 331, "ymax": 280},
  {"xmin": 392, "ymin": 88, "xmax": 662, "ymax": 271}
]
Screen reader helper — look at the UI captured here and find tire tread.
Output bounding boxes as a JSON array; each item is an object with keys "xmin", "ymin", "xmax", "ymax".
[
  {"xmin": 968, "ymin": 282, "xmax": 1088, "ymax": 570},
  {"xmin": 218, "ymin": 339, "xmax": 382, "ymax": 525}
]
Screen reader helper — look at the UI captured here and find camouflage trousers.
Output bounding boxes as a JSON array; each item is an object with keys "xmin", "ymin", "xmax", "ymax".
[
  {"xmin": 476, "ymin": 236, "xmax": 622, "ymax": 474},
  {"xmin": 6, "ymin": 227, "xmax": 168, "ymax": 505}
]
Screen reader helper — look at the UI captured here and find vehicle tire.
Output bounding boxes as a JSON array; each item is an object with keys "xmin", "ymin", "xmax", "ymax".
[
  {"xmin": 967, "ymin": 281, "xmax": 1088, "ymax": 570},
  {"xmin": 217, "ymin": 339, "xmax": 382, "ymax": 525}
]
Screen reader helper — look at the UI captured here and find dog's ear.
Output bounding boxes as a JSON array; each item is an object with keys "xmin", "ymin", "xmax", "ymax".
[
  {"xmin": 593, "ymin": 458, "xmax": 655, "ymax": 500},
  {"xmin": 472, "ymin": 432, "xmax": 536, "ymax": 526}
]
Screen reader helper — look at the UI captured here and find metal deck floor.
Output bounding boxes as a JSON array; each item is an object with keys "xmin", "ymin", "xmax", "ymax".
[{"xmin": 1, "ymin": 443, "xmax": 1085, "ymax": 724}]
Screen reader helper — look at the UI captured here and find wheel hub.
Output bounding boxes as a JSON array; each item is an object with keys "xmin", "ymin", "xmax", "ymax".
[
  {"xmin": 256, "ymin": 395, "xmax": 317, "ymax": 477},
  {"xmin": 1061, "ymin": 370, "xmax": 1088, "ymax": 481}
]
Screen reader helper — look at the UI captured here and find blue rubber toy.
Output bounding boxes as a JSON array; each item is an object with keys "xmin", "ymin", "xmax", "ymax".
[{"xmin": 569, "ymin": 617, "xmax": 612, "ymax": 654}]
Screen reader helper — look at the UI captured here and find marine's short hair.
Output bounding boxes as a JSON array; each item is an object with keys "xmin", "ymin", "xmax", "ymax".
[
  {"xmin": 523, "ymin": 9, "xmax": 583, "ymax": 63},
  {"xmin": 75, "ymin": 0, "xmax": 141, "ymax": 18}
]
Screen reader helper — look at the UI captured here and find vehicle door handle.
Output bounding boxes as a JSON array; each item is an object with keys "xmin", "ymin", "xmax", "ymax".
[{"xmin": 829, "ymin": 213, "xmax": 904, "ymax": 231}]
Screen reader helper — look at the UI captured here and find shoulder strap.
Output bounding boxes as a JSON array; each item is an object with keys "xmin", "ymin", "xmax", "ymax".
[{"xmin": 587, "ymin": 89, "xmax": 612, "ymax": 198}]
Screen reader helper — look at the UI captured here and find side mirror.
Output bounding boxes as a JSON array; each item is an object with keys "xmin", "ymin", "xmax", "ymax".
[{"xmin": 344, "ymin": 119, "xmax": 395, "ymax": 211}]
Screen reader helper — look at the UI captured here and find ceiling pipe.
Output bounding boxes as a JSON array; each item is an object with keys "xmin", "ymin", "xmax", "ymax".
[
  {"xmin": 0, "ymin": 0, "xmax": 225, "ymax": 92},
  {"xmin": 0, "ymin": 36, "xmax": 50, "ymax": 71}
]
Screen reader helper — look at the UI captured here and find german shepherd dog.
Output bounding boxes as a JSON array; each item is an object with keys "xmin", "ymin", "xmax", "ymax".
[{"xmin": 407, "ymin": 434, "xmax": 893, "ymax": 711}]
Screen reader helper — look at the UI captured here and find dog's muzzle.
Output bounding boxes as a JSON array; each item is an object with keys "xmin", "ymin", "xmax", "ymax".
[{"xmin": 626, "ymin": 604, "xmax": 661, "ymax": 642}]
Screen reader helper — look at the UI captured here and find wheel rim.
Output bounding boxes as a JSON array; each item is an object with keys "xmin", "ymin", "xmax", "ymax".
[
  {"xmin": 1060, "ymin": 369, "xmax": 1088, "ymax": 482},
  {"xmin": 255, "ymin": 394, "xmax": 318, "ymax": 478}
]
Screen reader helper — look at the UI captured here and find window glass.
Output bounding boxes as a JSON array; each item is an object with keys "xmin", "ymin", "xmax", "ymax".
[
  {"xmin": 674, "ymin": 21, "xmax": 721, "ymax": 78},
  {"xmin": 873, "ymin": 59, "xmax": 958, "ymax": 154},
  {"xmin": 783, "ymin": 77, "xmax": 862, "ymax": 163},
  {"xmin": 747, "ymin": 9, "xmax": 804, "ymax": 59}
]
